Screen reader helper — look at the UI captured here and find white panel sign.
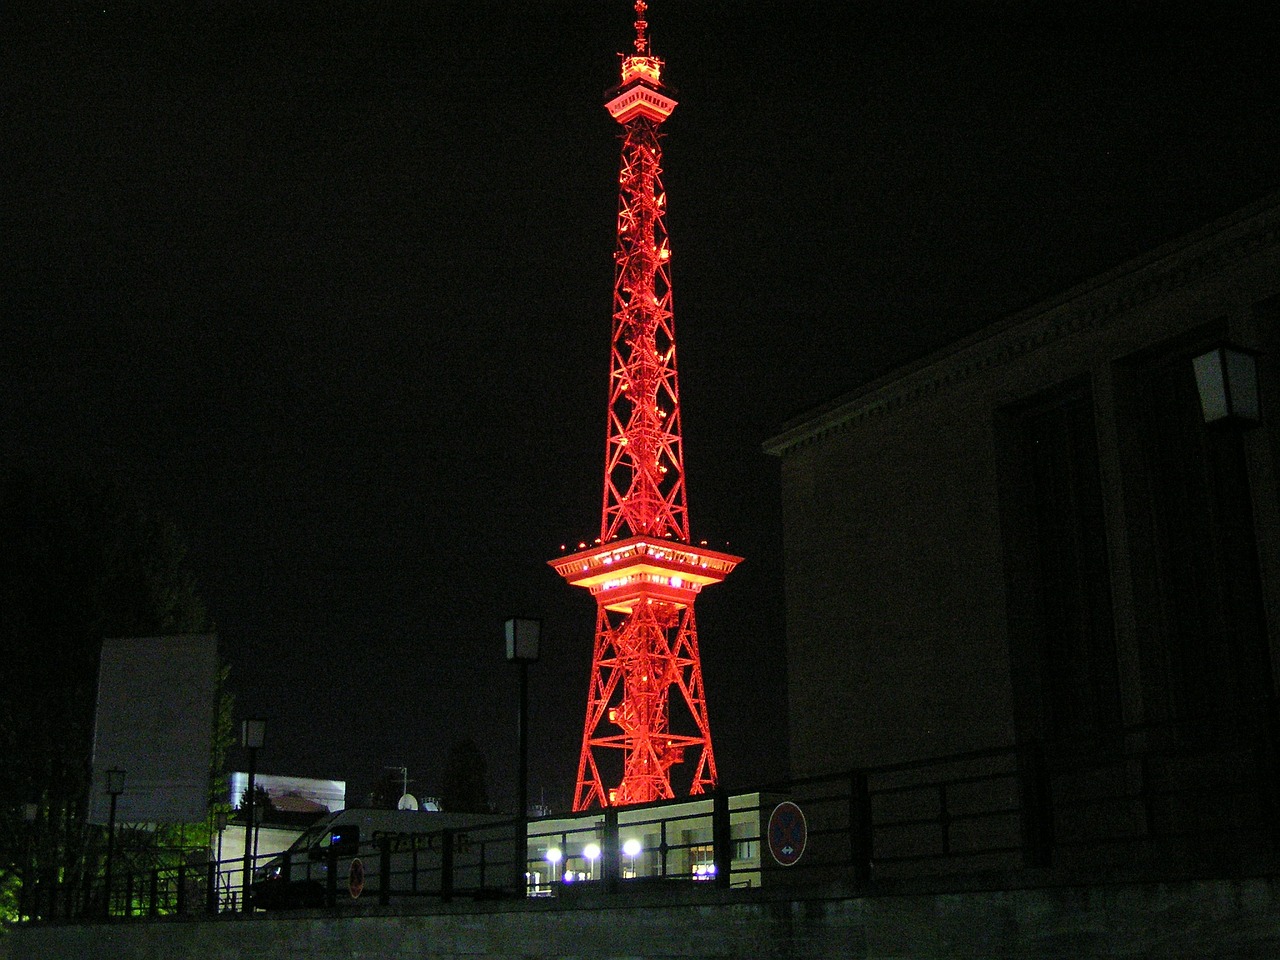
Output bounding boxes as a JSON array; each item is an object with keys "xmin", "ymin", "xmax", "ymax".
[{"xmin": 89, "ymin": 634, "xmax": 218, "ymax": 824}]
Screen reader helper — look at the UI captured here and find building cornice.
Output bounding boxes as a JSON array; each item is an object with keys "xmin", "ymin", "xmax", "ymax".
[{"xmin": 764, "ymin": 192, "xmax": 1280, "ymax": 458}]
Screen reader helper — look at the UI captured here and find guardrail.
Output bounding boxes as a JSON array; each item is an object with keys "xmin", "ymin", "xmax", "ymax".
[{"xmin": 19, "ymin": 704, "xmax": 1279, "ymax": 921}]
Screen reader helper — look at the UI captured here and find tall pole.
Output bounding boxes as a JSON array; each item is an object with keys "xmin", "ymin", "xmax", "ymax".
[
  {"xmin": 505, "ymin": 618, "xmax": 540, "ymax": 893},
  {"xmin": 104, "ymin": 792, "xmax": 118, "ymax": 917},
  {"xmin": 518, "ymin": 659, "xmax": 529, "ymax": 823},
  {"xmin": 242, "ymin": 745, "xmax": 256, "ymax": 910},
  {"xmin": 22, "ymin": 802, "xmax": 37, "ymax": 920},
  {"xmin": 103, "ymin": 769, "xmax": 124, "ymax": 918},
  {"xmin": 240, "ymin": 718, "xmax": 266, "ymax": 912},
  {"xmin": 515, "ymin": 659, "xmax": 530, "ymax": 893},
  {"xmin": 214, "ymin": 809, "xmax": 227, "ymax": 911}
]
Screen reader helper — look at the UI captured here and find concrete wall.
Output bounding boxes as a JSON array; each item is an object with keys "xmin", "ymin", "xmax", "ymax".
[{"xmin": 5, "ymin": 878, "xmax": 1280, "ymax": 959}]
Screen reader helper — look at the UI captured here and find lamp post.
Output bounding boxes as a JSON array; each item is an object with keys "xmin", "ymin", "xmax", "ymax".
[
  {"xmin": 22, "ymin": 802, "xmax": 38, "ymax": 920},
  {"xmin": 505, "ymin": 617, "xmax": 540, "ymax": 893},
  {"xmin": 104, "ymin": 768, "xmax": 125, "ymax": 917},
  {"xmin": 545, "ymin": 846, "xmax": 563, "ymax": 885},
  {"xmin": 1193, "ymin": 343, "xmax": 1261, "ymax": 427},
  {"xmin": 240, "ymin": 718, "xmax": 266, "ymax": 912},
  {"xmin": 622, "ymin": 837, "xmax": 642, "ymax": 879},
  {"xmin": 583, "ymin": 842, "xmax": 601, "ymax": 881},
  {"xmin": 212, "ymin": 808, "xmax": 228, "ymax": 911}
]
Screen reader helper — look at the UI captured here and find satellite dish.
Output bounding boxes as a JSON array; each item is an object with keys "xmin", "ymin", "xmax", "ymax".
[{"xmin": 397, "ymin": 793, "xmax": 418, "ymax": 811}]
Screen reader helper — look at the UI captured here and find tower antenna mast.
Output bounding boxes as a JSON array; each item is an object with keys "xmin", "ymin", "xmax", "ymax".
[
  {"xmin": 632, "ymin": 0, "xmax": 649, "ymax": 54},
  {"xmin": 551, "ymin": 1, "xmax": 741, "ymax": 810}
]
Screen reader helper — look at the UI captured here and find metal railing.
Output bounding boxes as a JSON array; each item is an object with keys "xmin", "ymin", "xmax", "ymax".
[{"xmin": 20, "ymin": 704, "xmax": 1279, "ymax": 921}]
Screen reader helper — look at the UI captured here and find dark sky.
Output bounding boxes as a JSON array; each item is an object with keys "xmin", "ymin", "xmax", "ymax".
[{"xmin": 4, "ymin": 1, "xmax": 1279, "ymax": 811}]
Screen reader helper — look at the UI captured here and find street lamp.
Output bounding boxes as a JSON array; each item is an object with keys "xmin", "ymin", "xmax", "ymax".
[
  {"xmin": 22, "ymin": 802, "xmax": 38, "ymax": 920},
  {"xmin": 240, "ymin": 718, "xmax": 266, "ymax": 912},
  {"xmin": 104, "ymin": 768, "xmax": 125, "ymax": 917},
  {"xmin": 504, "ymin": 618, "xmax": 541, "ymax": 816},
  {"xmin": 583, "ymin": 842, "xmax": 601, "ymax": 881},
  {"xmin": 622, "ymin": 837, "xmax": 642, "ymax": 878},
  {"xmin": 505, "ymin": 617, "xmax": 540, "ymax": 893},
  {"xmin": 213, "ymin": 808, "xmax": 228, "ymax": 910},
  {"xmin": 545, "ymin": 846, "xmax": 564, "ymax": 884},
  {"xmin": 1193, "ymin": 343, "xmax": 1261, "ymax": 427}
]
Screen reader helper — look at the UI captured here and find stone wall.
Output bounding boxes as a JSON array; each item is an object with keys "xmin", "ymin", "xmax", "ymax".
[{"xmin": 5, "ymin": 877, "xmax": 1280, "ymax": 959}]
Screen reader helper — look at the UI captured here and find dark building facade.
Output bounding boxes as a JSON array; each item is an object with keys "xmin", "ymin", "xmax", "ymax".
[{"xmin": 765, "ymin": 195, "xmax": 1280, "ymax": 880}]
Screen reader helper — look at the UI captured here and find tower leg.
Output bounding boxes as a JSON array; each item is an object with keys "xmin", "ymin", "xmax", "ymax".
[
  {"xmin": 574, "ymin": 608, "xmax": 616, "ymax": 811},
  {"xmin": 573, "ymin": 601, "xmax": 717, "ymax": 811},
  {"xmin": 673, "ymin": 605, "xmax": 718, "ymax": 795}
]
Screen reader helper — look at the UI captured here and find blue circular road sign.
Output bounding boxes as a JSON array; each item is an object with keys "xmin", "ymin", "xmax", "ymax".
[{"xmin": 767, "ymin": 801, "xmax": 808, "ymax": 867}]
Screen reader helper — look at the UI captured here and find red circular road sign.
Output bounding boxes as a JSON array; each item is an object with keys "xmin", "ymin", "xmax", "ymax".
[
  {"xmin": 348, "ymin": 857, "xmax": 365, "ymax": 899},
  {"xmin": 767, "ymin": 801, "xmax": 808, "ymax": 867}
]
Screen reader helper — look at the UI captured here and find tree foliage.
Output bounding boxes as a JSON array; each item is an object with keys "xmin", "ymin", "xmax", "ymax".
[
  {"xmin": 369, "ymin": 768, "xmax": 410, "ymax": 810},
  {"xmin": 232, "ymin": 784, "xmax": 274, "ymax": 824},
  {"xmin": 0, "ymin": 466, "xmax": 216, "ymax": 919},
  {"xmin": 439, "ymin": 738, "xmax": 492, "ymax": 814}
]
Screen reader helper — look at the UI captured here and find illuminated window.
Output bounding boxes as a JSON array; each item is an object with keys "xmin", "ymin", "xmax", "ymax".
[{"xmin": 688, "ymin": 843, "xmax": 714, "ymax": 879}]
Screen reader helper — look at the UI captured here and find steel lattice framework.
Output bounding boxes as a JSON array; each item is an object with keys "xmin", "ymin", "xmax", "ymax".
[
  {"xmin": 602, "ymin": 113, "xmax": 685, "ymax": 545},
  {"xmin": 550, "ymin": 1, "xmax": 741, "ymax": 811}
]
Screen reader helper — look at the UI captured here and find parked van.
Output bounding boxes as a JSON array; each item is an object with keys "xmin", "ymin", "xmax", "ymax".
[{"xmin": 250, "ymin": 807, "xmax": 511, "ymax": 909}]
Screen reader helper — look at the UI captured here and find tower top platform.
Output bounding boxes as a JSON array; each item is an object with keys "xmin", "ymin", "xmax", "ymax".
[
  {"xmin": 604, "ymin": 0, "xmax": 674, "ymax": 124},
  {"xmin": 605, "ymin": 61, "xmax": 677, "ymax": 124},
  {"xmin": 550, "ymin": 535, "xmax": 741, "ymax": 613}
]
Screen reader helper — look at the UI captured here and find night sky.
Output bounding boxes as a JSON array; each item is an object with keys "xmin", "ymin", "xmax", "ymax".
[{"xmin": 4, "ymin": 1, "xmax": 1279, "ymax": 811}]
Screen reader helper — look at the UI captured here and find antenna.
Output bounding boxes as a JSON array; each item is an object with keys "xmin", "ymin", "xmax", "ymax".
[
  {"xmin": 633, "ymin": 0, "xmax": 649, "ymax": 55},
  {"xmin": 384, "ymin": 765, "xmax": 414, "ymax": 809}
]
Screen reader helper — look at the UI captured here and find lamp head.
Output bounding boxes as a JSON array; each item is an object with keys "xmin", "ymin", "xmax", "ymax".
[
  {"xmin": 241, "ymin": 718, "xmax": 267, "ymax": 750},
  {"xmin": 504, "ymin": 618, "xmax": 542, "ymax": 662}
]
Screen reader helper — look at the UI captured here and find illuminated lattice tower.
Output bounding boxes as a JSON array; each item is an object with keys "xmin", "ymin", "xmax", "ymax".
[{"xmin": 551, "ymin": 1, "xmax": 741, "ymax": 811}]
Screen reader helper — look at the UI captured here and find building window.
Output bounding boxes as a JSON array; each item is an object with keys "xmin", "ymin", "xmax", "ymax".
[
  {"xmin": 999, "ymin": 381, "xmax": 1121, "ymax": 744},
  {"xmin": 1129, "ymin": 347, "xmax": 1270, "ymax": 721}
]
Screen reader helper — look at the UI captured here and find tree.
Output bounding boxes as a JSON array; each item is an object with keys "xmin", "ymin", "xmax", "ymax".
[
  {"xmin": 236, "ymin": 785, "xmax": 274, "ymax": 821},
  {"xmin": 369, "ymin": 768, "xmax": 410, "ymax": 810},
  {"xmin": 439, "ymin": 738, "xmax": 491, "ymax": 814},
  {"xmin": 0, "ymin": 466, "xmax": 216, "ymax": 920}
]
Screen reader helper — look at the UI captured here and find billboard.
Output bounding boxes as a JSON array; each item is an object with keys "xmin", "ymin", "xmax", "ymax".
[
  {"xmin": 227, "ymin": 772, "xmax": 346, "ymax": 813},
  {"xmin": 89, "ymin": 634, "xmax": 219, "ymax": 824}
]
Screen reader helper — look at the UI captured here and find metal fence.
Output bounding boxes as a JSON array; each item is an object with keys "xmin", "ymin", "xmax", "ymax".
[{"xmin": 18, "ymin": 705, "xmax": 1279, "ymax": 920}]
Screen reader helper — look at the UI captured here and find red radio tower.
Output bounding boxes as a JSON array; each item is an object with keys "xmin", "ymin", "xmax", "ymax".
[{"xmin": 550, "ymin": 1, "xmax": 741, "ymax": 811}]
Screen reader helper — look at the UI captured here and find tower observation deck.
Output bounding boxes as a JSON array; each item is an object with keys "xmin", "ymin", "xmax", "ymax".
[{"xmin": 551, "ymin": 1, "xmax": 741, "ymax": 811}]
